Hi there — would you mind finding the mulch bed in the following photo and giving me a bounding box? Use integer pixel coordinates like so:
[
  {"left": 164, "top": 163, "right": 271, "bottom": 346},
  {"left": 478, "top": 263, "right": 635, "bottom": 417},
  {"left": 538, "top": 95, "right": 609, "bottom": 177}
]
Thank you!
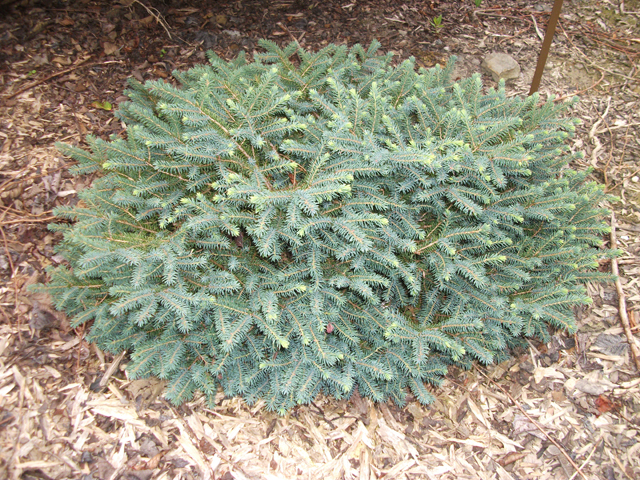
[{"left": 1, "top": 1, "right": 639, "bottom": 479}]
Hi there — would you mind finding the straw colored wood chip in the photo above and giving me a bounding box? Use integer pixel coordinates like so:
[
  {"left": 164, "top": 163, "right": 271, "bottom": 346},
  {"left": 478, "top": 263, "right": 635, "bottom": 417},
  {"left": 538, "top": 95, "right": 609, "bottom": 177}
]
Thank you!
[{"left": 1, "top": 317, "right": 639, "bottom": 480}]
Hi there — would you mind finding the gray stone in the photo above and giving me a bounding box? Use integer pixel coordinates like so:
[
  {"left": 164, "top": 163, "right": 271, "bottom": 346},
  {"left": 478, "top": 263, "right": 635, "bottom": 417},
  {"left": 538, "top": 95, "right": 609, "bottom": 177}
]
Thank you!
[{"left": 481, "top": 53, "right": 521, "bottom": 83}]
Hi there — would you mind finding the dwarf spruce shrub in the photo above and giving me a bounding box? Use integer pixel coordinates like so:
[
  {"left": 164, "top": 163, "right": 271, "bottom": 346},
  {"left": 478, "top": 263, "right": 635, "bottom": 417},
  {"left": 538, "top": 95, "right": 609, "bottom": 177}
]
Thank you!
[{"left": 45, "top": 40, "right": 613, "bottom": 412}]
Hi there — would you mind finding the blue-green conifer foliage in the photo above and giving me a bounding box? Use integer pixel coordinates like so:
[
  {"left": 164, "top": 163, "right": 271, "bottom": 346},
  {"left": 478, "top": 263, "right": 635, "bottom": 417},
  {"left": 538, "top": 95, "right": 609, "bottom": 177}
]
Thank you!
[{"left": 44, "top": 41, "right": 614, "bottom": 412}]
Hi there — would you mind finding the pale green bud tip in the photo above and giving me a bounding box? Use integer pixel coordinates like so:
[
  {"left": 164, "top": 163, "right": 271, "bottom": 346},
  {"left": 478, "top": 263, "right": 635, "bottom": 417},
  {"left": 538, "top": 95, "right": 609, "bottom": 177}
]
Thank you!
[
  {"left": 298, "top": 285, "right": 307, "bottom": 292},
  {"left": 281, "top": 340, "right": 289, "bottom": 348}
]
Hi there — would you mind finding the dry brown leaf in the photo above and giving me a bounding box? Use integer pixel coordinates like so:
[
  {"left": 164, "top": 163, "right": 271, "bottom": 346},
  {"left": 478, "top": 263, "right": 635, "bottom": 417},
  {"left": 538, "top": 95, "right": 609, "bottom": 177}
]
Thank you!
[{"left": 103, "top": 42, "right": 119, "bottom": 56}]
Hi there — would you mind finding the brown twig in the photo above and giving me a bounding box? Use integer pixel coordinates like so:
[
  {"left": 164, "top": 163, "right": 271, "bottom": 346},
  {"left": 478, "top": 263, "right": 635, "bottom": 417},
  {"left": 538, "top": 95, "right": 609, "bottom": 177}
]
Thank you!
[
  {"left": 3, "top": 60, "right": 122, "bottom": 100},
  {"left": 559, "top": 23, "right": 638, "bottom": 81},
  {"left": 276, "top": 21, "right": 306, "bottom": 44},
  {"left": 0, "top": 216, "right": 57, "bottom": 226},
  {"left": 567, "top": 434, "right": 604, "bottom": 480},
  {"left": 604, "top": 126, "right": 631, "bottom": 191},
  {"left": 0, "top": 208, "right": 21, "bottom": 342},
  {"left": 131, "top": 0, "right": 172, "bottom": 40},
  {"left": 475, "top": 367, "right": 588, "bottom": 480},
  {"left": 554, "top": 71, "right": 606, "bottom": 102},
  {"left": 99, "top": 350, "right": 127, "bottom": 389},
  {"left": 610, "top": 212, "right": 640, "bottom": 370}
]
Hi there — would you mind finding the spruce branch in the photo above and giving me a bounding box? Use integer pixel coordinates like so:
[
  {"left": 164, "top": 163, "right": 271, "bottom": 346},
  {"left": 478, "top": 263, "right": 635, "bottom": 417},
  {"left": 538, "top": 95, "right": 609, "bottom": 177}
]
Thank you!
[{"left": 37, "top": 41, "right": 616, "bottom": 412}]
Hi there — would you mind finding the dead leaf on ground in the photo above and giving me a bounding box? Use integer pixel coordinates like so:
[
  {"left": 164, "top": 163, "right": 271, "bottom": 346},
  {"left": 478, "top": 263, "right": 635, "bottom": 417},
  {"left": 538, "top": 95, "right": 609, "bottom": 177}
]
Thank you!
[
  {"left": 103, "top": 42, "right": 119, "bottom": 55},
  {"left": 90, "top": 100, "right": 112, "bottom": 111}
]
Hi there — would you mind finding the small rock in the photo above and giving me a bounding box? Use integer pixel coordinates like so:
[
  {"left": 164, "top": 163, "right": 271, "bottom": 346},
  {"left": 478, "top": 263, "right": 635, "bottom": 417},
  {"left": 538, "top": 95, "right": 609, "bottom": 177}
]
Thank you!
[
  {"left": 80, "top": 451, "right": 93, "bottom": 463},
  {"left": 481, "top": 53, "right": 520, "bottom": 82}
]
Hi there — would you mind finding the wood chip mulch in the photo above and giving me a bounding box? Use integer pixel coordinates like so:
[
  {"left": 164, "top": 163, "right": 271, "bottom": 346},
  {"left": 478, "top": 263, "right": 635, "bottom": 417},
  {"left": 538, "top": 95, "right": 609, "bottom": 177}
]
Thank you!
[{"left": 1, "top": 1, "right": 639, "bottom": 479}]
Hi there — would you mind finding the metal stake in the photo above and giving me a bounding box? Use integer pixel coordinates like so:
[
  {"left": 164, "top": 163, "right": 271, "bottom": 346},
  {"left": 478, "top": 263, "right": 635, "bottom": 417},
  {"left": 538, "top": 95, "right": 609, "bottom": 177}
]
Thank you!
[{"left": 529, "top": 0, "right": 564, "bottom": 95}]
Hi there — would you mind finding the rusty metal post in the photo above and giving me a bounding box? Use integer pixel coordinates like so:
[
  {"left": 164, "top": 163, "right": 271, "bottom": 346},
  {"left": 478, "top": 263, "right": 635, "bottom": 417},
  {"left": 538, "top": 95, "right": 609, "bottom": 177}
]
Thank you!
[{"left": 529, "top": 0, "right": 564, "bottom": 95}]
